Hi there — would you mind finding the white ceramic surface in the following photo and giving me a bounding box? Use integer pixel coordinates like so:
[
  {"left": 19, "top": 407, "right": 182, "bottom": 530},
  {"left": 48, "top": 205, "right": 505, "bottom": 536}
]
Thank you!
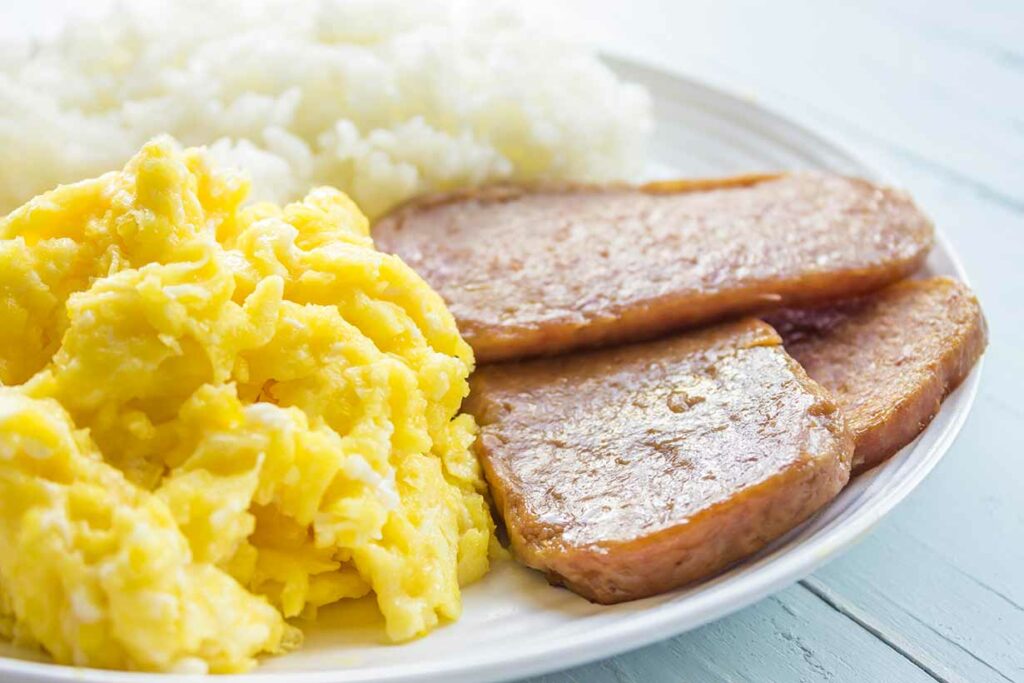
[{"left": 0, "top": 56, "right": 982, "bottom": 683}]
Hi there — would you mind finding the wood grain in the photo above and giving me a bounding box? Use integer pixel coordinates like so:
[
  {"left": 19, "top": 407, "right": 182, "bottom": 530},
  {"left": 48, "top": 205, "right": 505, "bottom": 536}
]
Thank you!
[{"left": 528, "top": 585, "right": 935, "bottom": 683}]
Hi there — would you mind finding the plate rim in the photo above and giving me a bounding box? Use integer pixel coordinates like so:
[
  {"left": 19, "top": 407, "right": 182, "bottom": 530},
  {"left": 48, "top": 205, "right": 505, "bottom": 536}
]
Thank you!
[{"left": 0, "top": 54, "right": 983, "bottom": 683}]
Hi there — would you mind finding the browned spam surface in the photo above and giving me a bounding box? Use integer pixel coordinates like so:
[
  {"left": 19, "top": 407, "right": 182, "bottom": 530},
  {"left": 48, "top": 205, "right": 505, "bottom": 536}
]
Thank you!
[
  {"left": 766, "top": 276, "right": 987, "bottom": 474},
  {"left": 375, "top": 174, "right": 934, "bottom": 363},
  {"left": 465, "top": 319, "right": 853, "bottom": 603}
]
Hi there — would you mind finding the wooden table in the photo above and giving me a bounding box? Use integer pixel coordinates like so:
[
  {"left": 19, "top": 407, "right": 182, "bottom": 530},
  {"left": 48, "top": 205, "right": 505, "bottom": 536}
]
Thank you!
[{"left": 516, "top": 1, "right": 1023, "bottom": 681}]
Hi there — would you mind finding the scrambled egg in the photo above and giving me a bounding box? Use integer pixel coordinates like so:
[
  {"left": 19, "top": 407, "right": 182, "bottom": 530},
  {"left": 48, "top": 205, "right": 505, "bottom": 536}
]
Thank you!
[{"left": 0, "top": 138, "right": 495, "bottom": 673}]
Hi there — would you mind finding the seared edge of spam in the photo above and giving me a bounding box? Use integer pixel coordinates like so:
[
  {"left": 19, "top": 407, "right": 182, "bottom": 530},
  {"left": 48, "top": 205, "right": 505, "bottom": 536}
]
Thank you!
[
  {"left": 766, "top": 276, "right": 987, "bottom": 474},
  {"left": 377, "top": 173, "right": 784, "bottom": 215},
  {"left": 376, "top": 174, "right": 934, "bottom": 364},
  {"left": 466, "top": 319, "right": 853, "bottom": 603}
]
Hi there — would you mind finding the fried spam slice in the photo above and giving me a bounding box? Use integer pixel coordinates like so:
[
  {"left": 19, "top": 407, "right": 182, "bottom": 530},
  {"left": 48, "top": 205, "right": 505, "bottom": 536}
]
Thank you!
[
  {"left": 375, "top": 174, "right": 933, "bottom": 362},
  {"left": 765, "top": 276, "right": 986, "bottom": 474},
  {"left": 465, "top": 319, "right": 853, "bottom": 603}
]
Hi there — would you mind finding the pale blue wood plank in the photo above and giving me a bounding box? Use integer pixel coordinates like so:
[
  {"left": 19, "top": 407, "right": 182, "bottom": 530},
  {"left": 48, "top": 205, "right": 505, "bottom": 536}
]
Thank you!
[
  {"left": 805, "top": 527, "right": 1024, "bottom": 682},
  {"left": 528, "top": 0, "right": 1024, "bottom": 206},
  {"left": 861, "top": 0, "right": 1024, "bottom": 62},
  {"left": 522, "top": 585, "right": 935, "bottom": 683}
]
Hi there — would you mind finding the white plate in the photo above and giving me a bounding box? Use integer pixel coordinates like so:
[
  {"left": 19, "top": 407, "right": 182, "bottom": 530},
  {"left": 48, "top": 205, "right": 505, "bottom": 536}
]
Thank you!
[{"left": 0, "top": 56, "right": 982, "bottom": 683}]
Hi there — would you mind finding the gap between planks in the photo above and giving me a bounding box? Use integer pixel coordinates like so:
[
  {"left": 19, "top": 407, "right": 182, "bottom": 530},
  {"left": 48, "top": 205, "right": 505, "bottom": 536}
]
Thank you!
[
  {"left": 799, "top": 578, "right": 950, "bottom": 683},
  {"left": 801, "top": 562, "right": 1021, "bottom": 683}
]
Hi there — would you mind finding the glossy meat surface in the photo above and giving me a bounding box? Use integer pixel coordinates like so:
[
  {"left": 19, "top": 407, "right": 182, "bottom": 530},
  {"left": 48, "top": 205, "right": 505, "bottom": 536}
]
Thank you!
[
  {"left": 766, "top": 277, "right": 987, "bottom": 473},
  {"left": 375, "top": 174, "right": 934, "bottom": 362},
  {"left": 466, "top": 319, "right": 853, "bottom": 603}
]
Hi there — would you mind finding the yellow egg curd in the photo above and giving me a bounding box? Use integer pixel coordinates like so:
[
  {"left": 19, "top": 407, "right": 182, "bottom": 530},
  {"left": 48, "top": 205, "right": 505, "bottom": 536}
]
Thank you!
[{"left": 0, "top": 138, "right": 496, "bottom": 673}]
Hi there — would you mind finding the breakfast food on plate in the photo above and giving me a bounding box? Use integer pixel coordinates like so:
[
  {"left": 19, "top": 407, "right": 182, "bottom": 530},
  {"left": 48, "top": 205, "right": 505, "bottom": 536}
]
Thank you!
[
  {"left": 374, "top": 174, "right": 934, "bottom": 362},
  {"left": 465, "top": 319, "right": 853, "bottom": 603},
  {"left": 0, "top": 0, "right": 650, "bottom": 220},
  {"left": 765, "top": 277, "right": 987, "bottom": 473},
  {"left": 0, "top": 138, "right": 495, "bottom": 672},
  {"left": 0, "top": 0, "right": 988, "bottom": 665}
]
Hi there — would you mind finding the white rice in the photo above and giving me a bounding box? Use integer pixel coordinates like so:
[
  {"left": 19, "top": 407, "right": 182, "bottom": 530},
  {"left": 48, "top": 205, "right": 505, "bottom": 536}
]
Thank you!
[{"left": 0, "top": 0, "right": 651, "bottom": 219}]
